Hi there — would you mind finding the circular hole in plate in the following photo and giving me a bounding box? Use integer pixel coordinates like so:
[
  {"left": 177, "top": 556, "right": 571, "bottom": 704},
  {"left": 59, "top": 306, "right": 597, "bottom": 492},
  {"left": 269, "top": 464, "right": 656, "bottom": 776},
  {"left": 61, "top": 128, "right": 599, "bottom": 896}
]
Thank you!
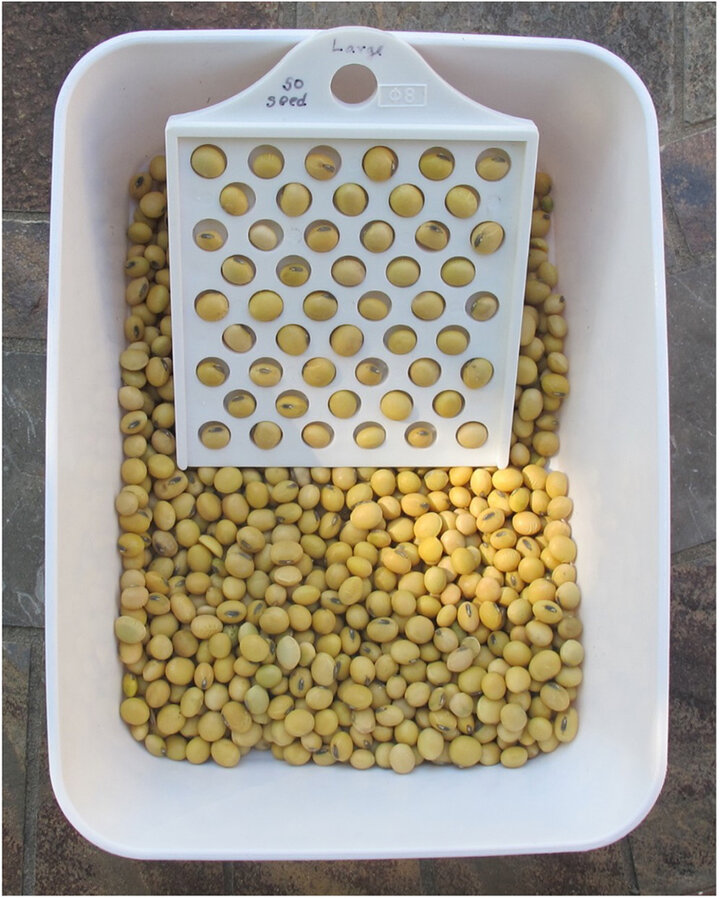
[
  {"left": 249, "top": 145, "right": 284, "bottom": 178},
  {"left": 251, "top": 421, "right": 283, "bottom": 449},
  {"left": 466, "top": 292, "right": 499, "bottom": 321},
  {"left": 302, "top": 422, "right": 335, "bottom": 448},
  {"left": 275, "top": 390, "right": 309, "bottom": 419},
  {"left": 445, "top": 184, "right": 480, "bottom": 218},
  {"left": 328, "top": 390, "right": 360, "bottom": 419},
  {"left": 305, "top": 145, "right": 341, "bottom": 180},
  {"left": 303, "top": 290, "right": 338, "bottom": 321},
  {"left": 220, "top": 182, "right": 255, "bottom": 216},
  {"left": 305, "top": 220, "right": 340, "bottom": 252},
  {"left": 195, "top": 289, "right": 229, "bottom": 322},
  {"left": 476, "top": 148, "right": 511, "bottom": 181},
  {"left": 355, "top": 357, "right": 388, "bottom": 386},
  {"left": 358, "top": 292, "right": 391, "bottom": 321},
  {"left": 405, "top": 421, "right": 437, "bottom": 448},
  {"left": 198, "top": 421, "right": 231, "bottom": 449},
  {"left": 222, "top": 324, "right": 256, "bottom": 353},
  {"left": 353, "top": 422, "right": 386, "bottom": 449},
  {"left": 249, "top": 219, "right": 283, "bottom": 251},
  {"left": 330, "top": 64, "right": 378, "bottom": 105},
  {"left": 193, "top": 219, "right": 228, "bottom": 251},
  {"left": 224, "top": 390, "right": 256, "bottom": 418},
  {"left": 190, "top": 144, "right": 226, "bottom": 178},
  {"left": 249, "top": 357, "right": 283, "bottom": 387},
  {"left": 456, "top": 421, "right": 489, "bottom": 448},
  {"left": 196, "top": 357, "right": 229, "bottom": 387},
  {"left": 408, "top": 358, "right": 441, "bottom": 387}
]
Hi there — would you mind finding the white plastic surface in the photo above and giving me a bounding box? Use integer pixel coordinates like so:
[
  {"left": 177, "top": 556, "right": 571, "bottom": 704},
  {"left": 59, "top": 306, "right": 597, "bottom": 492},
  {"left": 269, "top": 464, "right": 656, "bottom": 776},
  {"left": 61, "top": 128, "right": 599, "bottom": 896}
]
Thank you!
[
  {"left": 165, "top": 26, "right": 537, "bottom": 468},
  {"left": 46, "top": 29, "right": 669, "bottom": 860}
]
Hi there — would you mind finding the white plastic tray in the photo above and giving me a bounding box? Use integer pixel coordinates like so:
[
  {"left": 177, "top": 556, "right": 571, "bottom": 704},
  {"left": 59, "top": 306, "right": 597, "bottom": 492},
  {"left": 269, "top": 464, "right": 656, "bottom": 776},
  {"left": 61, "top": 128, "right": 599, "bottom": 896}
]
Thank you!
[{"left": 46, "top": 29, "right": 670, "bottom": 860}]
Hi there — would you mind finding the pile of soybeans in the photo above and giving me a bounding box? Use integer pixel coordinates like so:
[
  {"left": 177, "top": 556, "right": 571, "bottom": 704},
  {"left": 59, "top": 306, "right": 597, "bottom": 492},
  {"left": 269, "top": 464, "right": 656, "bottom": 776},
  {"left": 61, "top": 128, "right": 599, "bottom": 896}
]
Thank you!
[{"left": 114, "top": 152, "right": 582, "bottom": 773}]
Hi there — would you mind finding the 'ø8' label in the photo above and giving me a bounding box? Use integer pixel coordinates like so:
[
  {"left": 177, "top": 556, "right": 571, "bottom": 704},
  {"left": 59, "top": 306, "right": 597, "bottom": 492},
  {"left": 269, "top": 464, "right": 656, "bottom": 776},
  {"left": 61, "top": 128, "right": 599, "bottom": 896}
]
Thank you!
[{"left": 378, "top": 83, "right": 427, "bottom": 107}]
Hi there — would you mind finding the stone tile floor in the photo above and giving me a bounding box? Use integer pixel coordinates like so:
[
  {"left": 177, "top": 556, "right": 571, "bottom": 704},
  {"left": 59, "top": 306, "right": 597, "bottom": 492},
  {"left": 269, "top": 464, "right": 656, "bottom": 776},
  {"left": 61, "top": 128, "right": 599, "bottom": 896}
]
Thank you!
[{"left": 3, "top": 2, "right": 715, "bottom": 894}]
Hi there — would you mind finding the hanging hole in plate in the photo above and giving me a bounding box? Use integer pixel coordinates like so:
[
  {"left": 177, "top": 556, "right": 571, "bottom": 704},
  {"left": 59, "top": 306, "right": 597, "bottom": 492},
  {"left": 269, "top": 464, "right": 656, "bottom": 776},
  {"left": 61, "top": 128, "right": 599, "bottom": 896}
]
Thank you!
[{"left": 330, "top": 64, "right": 378, "bottom": 105}]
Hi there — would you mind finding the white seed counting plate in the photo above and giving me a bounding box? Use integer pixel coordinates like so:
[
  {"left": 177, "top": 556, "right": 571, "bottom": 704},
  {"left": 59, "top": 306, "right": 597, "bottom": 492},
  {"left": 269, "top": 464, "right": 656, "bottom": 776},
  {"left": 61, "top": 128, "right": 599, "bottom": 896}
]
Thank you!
[{"left": 166, "top": 26, "right": 538, "bottom": 469}]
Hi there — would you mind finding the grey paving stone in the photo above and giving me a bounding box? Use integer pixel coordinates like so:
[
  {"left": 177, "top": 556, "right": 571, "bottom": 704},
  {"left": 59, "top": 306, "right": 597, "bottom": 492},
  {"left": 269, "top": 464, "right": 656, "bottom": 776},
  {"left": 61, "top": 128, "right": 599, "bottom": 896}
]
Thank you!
[
  {"left": 3, "top": 351, "right": 46, "bottom": 627},
  {"left": 3, "top": 219, "right": 49, "bottom": 340},
  {"left": 2, "top": 1, "right": 286, "bottom": 212},
  {"left": 32, "top": 734, "right": 227, "bottom": 895},
  {"left": 684, "top": 2, "right": 716, "bottom": 124},
  {"left": 629, "top": 543, "right": 715, "bottom": 894},
  {"left": 662, "top": 128, "right": 716, "bottom": 259},
  {"left": 666, "top": 265, "right": 716, "bottom": 552},
  {"left": 233, "top": 859, "right": 424, "bottom": 894},
  {"left": 295, "top": 2, "right": 677, "bottom": 130},
  {"left": 421, "top": 840, "right": 636, "bottom": 894},
  {"left": 2, "top": 641, "right": 31, "bottom": 896}
]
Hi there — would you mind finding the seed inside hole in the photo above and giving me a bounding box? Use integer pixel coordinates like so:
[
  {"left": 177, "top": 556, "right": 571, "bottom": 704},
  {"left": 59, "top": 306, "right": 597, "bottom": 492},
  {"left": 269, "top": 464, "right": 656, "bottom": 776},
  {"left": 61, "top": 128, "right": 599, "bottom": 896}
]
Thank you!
[
  {"left": 405, "top": 422, "right": 437, "bottom": 448},
  {"left": 303, "top": 291, "right": 338, "bottom": 321},
  {"left": 418, "top": 147, "right": 455, "bottom": 181},
  {"left": 251, "top": 421, "right": 283, "bottom": 449},
  {"left": 386, "top": 256, "right": 420, "bottom": 287},
  {"left": 471, "top": 221, "right": 505, "bottom": 255},
  {"left": 384, "top": 325, "right": 417, "bottom": 355},
  {"left": 329, "top": 324, "right": 364, "bottom": 357},
  {"left": 333, "top": 183, "right": 368, "bottom": 216},
  {"left": 224, "top": 390, "right": 256, "bottom": 418},
  {"left": 302, "top": 422, "right": 334, "bottom": 448},
  {"left": 360, "top": 220, "right": 395, "bottom": 253},
  {"left": 476, "top": 148, "right": 511, "bottom": 181},
  {"left": 249, "top": 220, "right": 283, "bottom": 251},
  {"left": 305, "top": 220, "right": 340, "bottom": 252},
  {"left": 191, "top": 144, "right": 226, "bottom": 178},
  {"left": 456, "top": 421, "right": 489, "bottom": 448},
  {"left": 461, "top": 357, "right": 494, "bottom": 389},
  {"left": 466, "top": 292, "right": 499, "bottom": 321},
  {"left": 302, "top": 357, "right": 336, "bottom": 387},
  {"left": 193, "top": 219, "right": 228, "bottom": 251},
  {"left": 305, "top": 146, "right": 341, "bottom": 181},
  {"left": 415, "top": 221, "right": 449, "bottom": 252},
  {"left": 445, "top": 184, "right": 480, "bottom": 218},
  {"left": 220, "top": 182, "right": 255, "bottom": 216},
  {"left": 277, "top": 182, "right": 312, "bottom": 217},
  {"left": 380, "top": 390, "right": 413, "bottom": 421},
  {"left": 199, "top": 421, "right": 231, "bottom": 448},
  {"left": 408, "top": 358, "right": 441, "bottom": 387},
  {"left": 358, "top": 292, "right": 391, "bottom": 321},
  {"left": 277, "top": 256, "right": 311, "bottom": 287},
  {"left": 275, "top": 390, "right": 309, "bottom": 418},
  {"left": 195, "top": 290, "right": 229, "bottom": 322},
  {"left": 354, "top": 422, "right": 386, "bottom": 448},
  {"left": 276, "top": 324, "right": 310, "bottom": 356},
  {"left": 332, "top": 256, "right": 366, "bottom": 287},
  {"left": 411, "top": 291, "right": 445, "bottom": 321},
  {"left": 222, "top": 324, "right": 256, "bottom": 354},
  {"left": 249, "top": 357, "right": 283, "bottom": 387},
  {"left": 436, "top": 326, "right": 470, "bottom": 355},
  {"left": 355, "top": 358, "right": 388, "bottom": 386},
  {"left": 433, "top": 390, "right": 465, "bottom": 418},
  {"left": 389, "top": 183, "right": 424, "bottom": 217},
  {"left": 362, "top": 146, "right": 398, "bottom": 182},
  {"left": 441, "top": 257, "right": 475, "bottom": 287},
  {"left": 221, "top": 255, "right": 255, "bottom": 286},
  {"left": 328, "top": 390, "right": 360, "bottom": 418},
  {"left": 196, "top": 357, "right": 229, "bottom": 387},
  {"left": 248, "top": 290, "right": 283, "bottom": 322},
  {"left": 249, "top": 145, "right": 284, "bottom": 178},
  {"left": 330, "top": 64, "right": 378, "bottom": 105}
]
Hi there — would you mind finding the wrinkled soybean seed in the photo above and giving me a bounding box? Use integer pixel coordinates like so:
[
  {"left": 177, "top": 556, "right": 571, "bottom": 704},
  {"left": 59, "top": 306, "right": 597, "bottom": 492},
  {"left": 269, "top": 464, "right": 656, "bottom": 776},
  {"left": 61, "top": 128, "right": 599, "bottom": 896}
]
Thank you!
[{"left": 191, "top": 144, "right": 226, "bottom": 178}]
